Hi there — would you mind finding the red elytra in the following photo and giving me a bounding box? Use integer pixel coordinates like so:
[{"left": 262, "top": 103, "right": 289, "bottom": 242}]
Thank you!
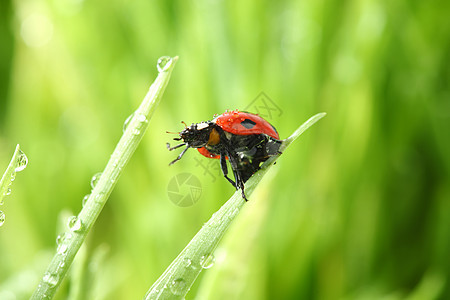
[
  {"left": 197, "top": 110, "right": 280, "bottom": 159},
  {"left": 198, "top": 147, "right": 220, "bottom": 159}
]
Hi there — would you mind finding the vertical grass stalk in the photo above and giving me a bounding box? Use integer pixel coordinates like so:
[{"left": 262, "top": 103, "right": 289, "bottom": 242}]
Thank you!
[
  {"left": 144, "top": 112, "right": 326, "bottom": 299},
  {"left": 31, "top": 56, "right": 178, "bottom": 299}
]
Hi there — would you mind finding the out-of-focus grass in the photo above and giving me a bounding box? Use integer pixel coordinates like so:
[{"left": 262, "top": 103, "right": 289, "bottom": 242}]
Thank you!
[{"left": 0, "top": 0, "right": 449, "bottom": 299}]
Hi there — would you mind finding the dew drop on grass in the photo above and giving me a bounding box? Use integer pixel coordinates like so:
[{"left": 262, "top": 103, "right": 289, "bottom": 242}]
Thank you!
[
  {"left": 200, "top": 254, "right": 215, "bottom": 269},
  {"left": 183, "top": 257, "right": 193, "bottom": 268},
  {"left": 169, "top": 278, "right": 186, "bottom": 296},
  {"left": 57, "top": 243, "right": 68, "bottom": 255},
  {"left": 157, "top": 56, "right": 172, "bottom": 72},
  {"left": 15, "top": 150, "right": 28, "bottom": 172},
  {"left": 132, "top": 128, "right": 141, "bottom": 135},
  {"left": 56, "top": 234, "right": 64, "bottom": 245},
  {"left": 123, "top": 112, "right": 135, "bottom": 132},
  {"left": 94, "top": 192, "right": 106, "bottom": 203},
  {"left": 0, "top": 210, "right": 5, "bottom": 226},
  {"left": 137, "top": 113, "right": 148, "bottom": 123},
  {"left": 90, "top": 172, "right": 102, "bottom": 189},
  {"left": 82, "top": 194, "right": 90, "bottom": 207},
  {"left": 67, "top": 216, "right": 83, "bottom": 232},
  {"left": 56, "top": 234, "right": 70, "bottom": 254},
  {"left": 43, "top": 273, "right": 59, "bottom": 287}
]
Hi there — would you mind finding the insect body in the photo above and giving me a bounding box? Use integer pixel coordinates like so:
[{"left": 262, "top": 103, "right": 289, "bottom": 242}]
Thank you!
[{"left": 167, "top": 110, "right": 282, "bottom": 201}]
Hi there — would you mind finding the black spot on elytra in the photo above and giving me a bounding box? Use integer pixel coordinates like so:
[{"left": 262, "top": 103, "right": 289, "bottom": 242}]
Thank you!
[
  {"left": 241, "top": 119, "right": 257, "bottom": 129},
  {"left": 271, "top": 124, "right": 278, "bottom": 134}
]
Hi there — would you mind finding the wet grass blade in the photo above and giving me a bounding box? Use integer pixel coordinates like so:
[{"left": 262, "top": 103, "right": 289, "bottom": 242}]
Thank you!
[
  {"left": 30, "top": 56, "right": 178, "bottom": 300},
  {"left": 0, "top": 144, "right": 28, "bottom": 226}
]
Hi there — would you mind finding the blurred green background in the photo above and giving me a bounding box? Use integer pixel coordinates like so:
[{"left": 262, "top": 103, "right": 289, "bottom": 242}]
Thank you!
[{"left": 1, "top": 0, "right": 449, "bottom": 299}]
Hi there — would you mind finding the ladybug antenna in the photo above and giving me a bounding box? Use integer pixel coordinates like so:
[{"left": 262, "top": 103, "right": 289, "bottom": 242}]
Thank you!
[
  {"left": 168, "top": 145, "right": 190, "bottom": 165},
  {"left": 166, "top": 130, "right": 180, "bottom": 134},
  {"left": 181, "top": 121, "right": 188, "bottom": 128}
]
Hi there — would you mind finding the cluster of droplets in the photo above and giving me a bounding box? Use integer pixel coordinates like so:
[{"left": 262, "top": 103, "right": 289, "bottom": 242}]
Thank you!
[
  {"left": 163, "top": 254, "right": 214, "bottom": 297},
  {"left": 48, "top": 213, "right": 85, "bottom": 289},
  {"left": 42, "top": 272, "right": 59, "bottom": 288},
  {"left": 146, "top": 253, "right": 216, "bottom": 299},
  {"left": 0, "top": 146, "right": 28, "bottom": 227},
  {"left": 45, "top": 231, "right": 74, "bottom": 291}
]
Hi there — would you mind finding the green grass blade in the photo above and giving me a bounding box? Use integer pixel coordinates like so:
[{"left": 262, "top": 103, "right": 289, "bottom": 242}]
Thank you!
[
  {"left": 0, "top": 144, "right": 28, "bottom": 226},
  {"left": 30, "top": 56, "right": 178, "bottom": 300},
  {"left": 144, "top": 112, "right": 326, "bottom": 300}
]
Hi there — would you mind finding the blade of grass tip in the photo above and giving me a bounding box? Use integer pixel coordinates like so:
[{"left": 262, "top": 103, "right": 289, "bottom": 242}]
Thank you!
[
  {"left": 31, "top": 56, "right": 178, "bottom": 300},
  {"left": 144, "top": 112, "right": 326, "bottom": 300},
  {"left": 0, "top": 144, "right": 29, "bottom": 226}
]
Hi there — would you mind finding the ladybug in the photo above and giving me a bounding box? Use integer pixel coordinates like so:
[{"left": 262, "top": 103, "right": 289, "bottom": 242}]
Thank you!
[{"left": 167, "top": 110, "right": 282, "bottom": 201}]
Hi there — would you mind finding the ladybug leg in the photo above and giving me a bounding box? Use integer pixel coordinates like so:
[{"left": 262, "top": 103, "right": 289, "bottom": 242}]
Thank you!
[
  {"left": 169, "top": 145, "right": 190, "bottom": 165},
  {"left": 220, "top": 153, "right": 236, "bottom": 187},
  {"left": 166, "top": 142, "right": 186, "bottom": 151},
  {"left": 226, "top": 152, "right": 248, "bottom": 201}
]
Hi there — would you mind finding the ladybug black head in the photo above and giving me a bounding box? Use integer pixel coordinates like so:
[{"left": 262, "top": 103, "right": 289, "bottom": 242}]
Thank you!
[
  {"left": 179, "top": 122, "right": 214, "bottom": 147},
  {"left": 167, "top": 121, "right": 216, "bottom": 165}
]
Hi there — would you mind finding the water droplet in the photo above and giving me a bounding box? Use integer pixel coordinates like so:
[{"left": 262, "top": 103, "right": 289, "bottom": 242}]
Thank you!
[
  {"left": 82, "top": 194, "right": 90, "bottom": 207},
  {"left": 90, "top": 172, "right": 102, "bottom": 189},
  {"left": 43, "top": 273, "right": 59, "bottom": 287},
  {"left": 137, "top": 113, "right": 147, "bottom": 123},
  {"left": 157, "top": 56, "right": 172, "bottom": 72},
  {"left": 123, "top": 112, "right": 135, "bottom": 132},
  {"left": 67, "top": 216, "right": 83, "bottom": 232},
  {"left": 0, "top": 211, "right": 5, "bottom": 226},
  {"left": 4, "top": 187, "right": 12, "bottom": 196},
  {"left": 111, "top": 160, "right": 118, "bottom": 168},
  {"left": 94, "top": 192, "right": 105, "bottom": 203},
  {"left": 132, "top": 128, "right": 141, "bottom": 135},
  {"left": 57, "top": 243, "right": 68, "bottom": 255},
  {"left": 56, "top": 234, "right": 64, "bottom": 245},
  {"left": 15, "top": 150, "right": 28, "bottom": 172},
  {"left": 169, "top": 278, "right": 186, "bottom": 296},
  {"left": 200, "top": 254, "right": 215, "bottom": 269},
  {"left": 183, "top": 257, "right": 193, "bottom": 268}
]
